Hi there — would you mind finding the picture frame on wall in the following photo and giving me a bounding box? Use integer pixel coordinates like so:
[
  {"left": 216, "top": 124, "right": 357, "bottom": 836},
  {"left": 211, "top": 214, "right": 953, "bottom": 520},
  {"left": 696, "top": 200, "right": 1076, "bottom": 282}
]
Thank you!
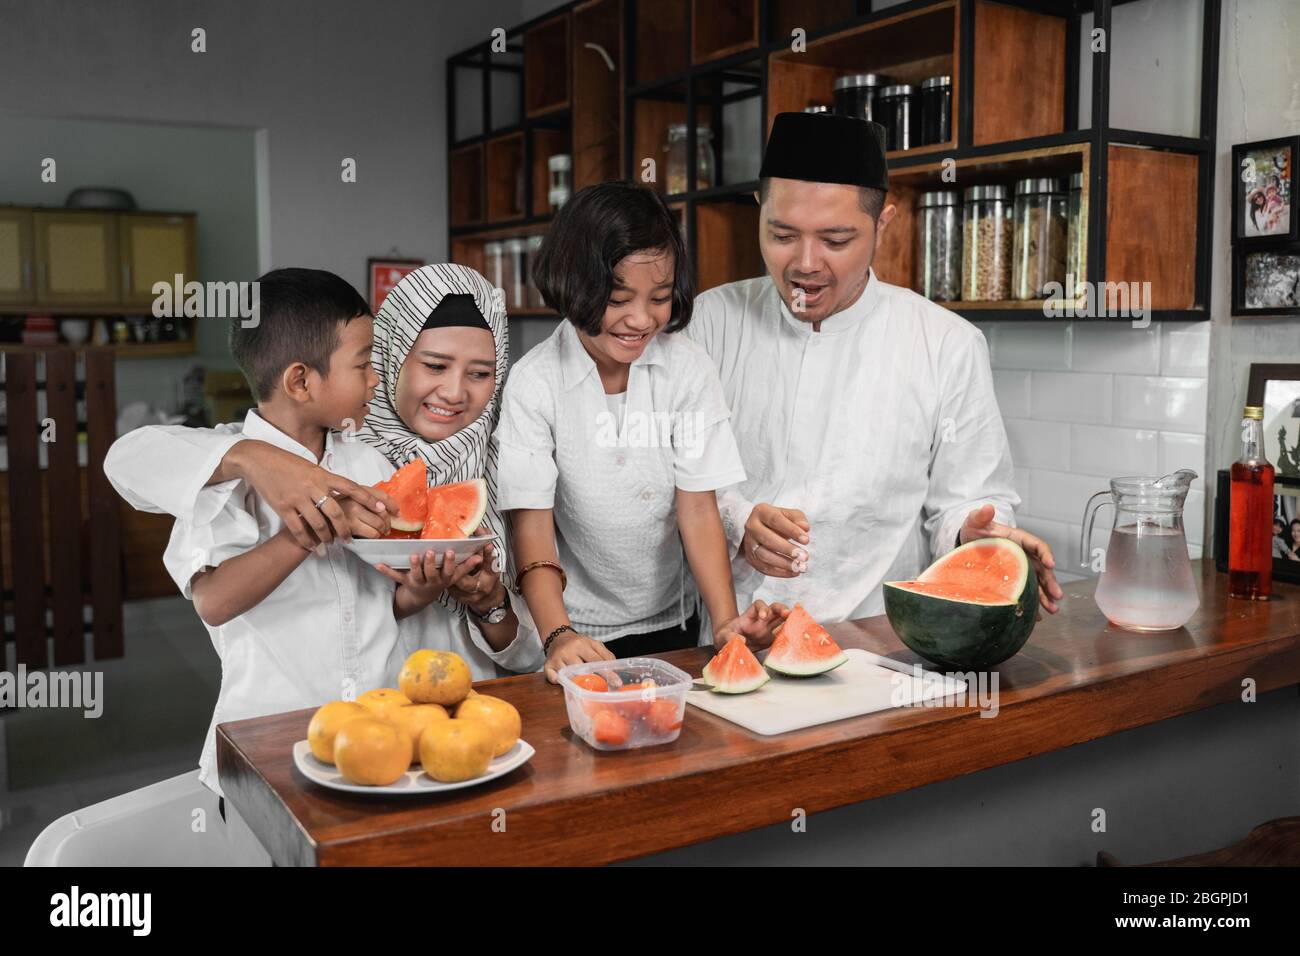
[
  {"left": 1213, "top": 470, "right": 1300, "bottom": 585},
  {"left": 1231, "top": 136, "right": 1297, "bottom": 244},
  {"left": 1247, "top": 363, "right": 1300, "bottom": 480},
  {"left": 1232, "top": 243, "right": 1300, "bottom": 315},
  {"left": 367, "top": 257, "right": 424, "bottom": 314}
]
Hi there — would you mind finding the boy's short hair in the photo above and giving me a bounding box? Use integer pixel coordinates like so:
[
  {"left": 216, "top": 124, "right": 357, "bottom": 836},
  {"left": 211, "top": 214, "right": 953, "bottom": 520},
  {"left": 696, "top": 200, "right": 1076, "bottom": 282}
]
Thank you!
[
  {"left": 231, "top": 268, "right": 371, "bottom": 400},
  {"left": 758, "top": 177, "right": 886, "bottom": 220},
  {"left": 531, "top": 181, "right": 693, "bottom": 336}
]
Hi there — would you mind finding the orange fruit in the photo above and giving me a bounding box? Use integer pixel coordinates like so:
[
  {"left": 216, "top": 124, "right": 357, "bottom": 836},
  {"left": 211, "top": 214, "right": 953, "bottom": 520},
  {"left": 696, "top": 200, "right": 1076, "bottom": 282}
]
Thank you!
[
  {"left": 419, "top": 718, "right": 494, "bottom": 782},
  {"left": 307, "top": 700, "right": 369, "bottom": 764},
  {"left": 357, "top": 687, "right": 411, "bottom": 720},
  {"left": 454, "top": 694, "right": 521, "bottom": 757},
  {"left": 386, "top": 703, "right": 450, "bottom": 765},
  {"left": 399, "top": 650, "right": 472, "bottom": 706},
  {"left": 333, "top": 716, "right": 412, "bottom": 786}
]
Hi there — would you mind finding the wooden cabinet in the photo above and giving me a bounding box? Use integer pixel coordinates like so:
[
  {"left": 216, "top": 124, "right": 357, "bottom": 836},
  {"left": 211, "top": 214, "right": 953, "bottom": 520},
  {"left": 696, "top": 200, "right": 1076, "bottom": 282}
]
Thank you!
[
  {"left": 0, "top": 208, "right": 35, "bottom": 305},
  {"left": 119, "top": 212, "right": 196, "bottom": 308},
  {"left": 0, "top": 206, "right": 197, "bottom": 314},
  {"left": 33, "top": 211, "right": 121, "bottom": 306}
]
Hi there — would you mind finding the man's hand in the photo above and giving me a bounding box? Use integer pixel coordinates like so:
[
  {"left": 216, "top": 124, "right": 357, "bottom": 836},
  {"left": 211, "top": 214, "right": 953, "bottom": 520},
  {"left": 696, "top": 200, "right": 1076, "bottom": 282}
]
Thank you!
[
  {"left": 544, "top": 631, "right": 615, "bottom": 683},
  {"left": 741, "top": 503, "right": 811, "bottom": 578},
  {"left": 227, "top": 440, "right": 396, "bottom": 548},
  {"left": 959, "top": 504, "right": 1064, "bottom": 613},
  {"left": 714, "top": 600, "right": 791, "bottom": 649}
]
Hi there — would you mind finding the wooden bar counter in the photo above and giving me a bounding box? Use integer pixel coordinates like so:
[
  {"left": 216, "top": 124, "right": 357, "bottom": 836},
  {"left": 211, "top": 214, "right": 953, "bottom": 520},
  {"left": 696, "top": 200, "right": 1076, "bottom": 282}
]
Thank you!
[{"left": 217, "top": 562, "right": 1300, "bottom": 866}]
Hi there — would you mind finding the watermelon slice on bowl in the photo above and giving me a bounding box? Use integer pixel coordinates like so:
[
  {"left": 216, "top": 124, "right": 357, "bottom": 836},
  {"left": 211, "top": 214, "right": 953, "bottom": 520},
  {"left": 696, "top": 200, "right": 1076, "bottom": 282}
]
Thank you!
[
  {"left": 373, "top": 460, "right": 428, "bottom": 536},
  {"left": 420, "top": 478, "right": 488, "bottom": 538},
  {"left": 700, "top": 637, "right": 769, "bottom": 694},
  {"left": 764, "top": 604, "right": 847, "bottom": 677},
  {"left": 883, "top": 537, "right": 1038, "bottom": 670},
  {"left": 346, "top": 476, "right": 494, "bottom": 570}
]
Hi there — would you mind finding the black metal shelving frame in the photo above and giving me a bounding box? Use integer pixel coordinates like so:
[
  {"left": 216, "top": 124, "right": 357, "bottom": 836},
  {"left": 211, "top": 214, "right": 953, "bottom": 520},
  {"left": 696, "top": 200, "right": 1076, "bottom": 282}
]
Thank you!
[{"left": 447, "top": 0, "right": 1221, "bottom": 323}]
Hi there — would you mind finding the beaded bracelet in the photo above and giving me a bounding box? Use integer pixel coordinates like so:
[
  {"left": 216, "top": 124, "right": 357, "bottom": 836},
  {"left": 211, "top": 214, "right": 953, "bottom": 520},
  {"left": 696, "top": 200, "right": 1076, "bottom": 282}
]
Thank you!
[{"left": 543, "top": 624, "right": 575, "bottom": 654}]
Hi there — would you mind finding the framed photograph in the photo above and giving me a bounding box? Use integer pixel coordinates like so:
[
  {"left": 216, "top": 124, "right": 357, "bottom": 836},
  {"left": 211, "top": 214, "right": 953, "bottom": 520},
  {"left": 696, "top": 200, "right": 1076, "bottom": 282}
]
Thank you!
[
  {"left": 1232, "top": 136, "right": 1297, "bottom": 243},
  {"left": 1247, "top": 363, "right": 1300, "bottom": 477},
  {"left": 1232, "top": 244, "right": 1300, "bottom": 315},
  {"left": 1213, "top": 470, "right": 1300, "bottom": 585},
  {"left": 367, "top": 257, "right": 423, "bottom": 313}
]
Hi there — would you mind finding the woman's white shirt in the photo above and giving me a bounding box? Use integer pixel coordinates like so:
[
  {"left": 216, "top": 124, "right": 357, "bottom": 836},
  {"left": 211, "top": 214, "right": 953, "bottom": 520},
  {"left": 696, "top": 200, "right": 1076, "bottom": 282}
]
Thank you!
[{"left": 493, "top": 322, "right": 746, "bottom": 640}]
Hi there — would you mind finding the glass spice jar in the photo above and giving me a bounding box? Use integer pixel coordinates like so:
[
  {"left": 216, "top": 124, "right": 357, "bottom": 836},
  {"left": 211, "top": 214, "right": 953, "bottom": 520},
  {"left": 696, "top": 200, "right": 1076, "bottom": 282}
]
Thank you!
[
  {"left": 961, "top": 185, "right": 1013, "bottom": 301},
  {"left": 1011, "top": 177, "right": 1068, "bottom": 300},
  {"left": 547, "top": 154, "right": 572, "bottom": 211},
  {"left": 919, "top": 75, "right": 952, "bottom": 146},
  {"left": 833, "top": 73, "right": 886, "bottom": 122},
  {"left": 504, "top": 238, "right": 528, "bottom": 311},
  {"left": 915, "top": 190, "right": 962, "bottom": 302},
  {"left": 526, "top": 235, "right": 546, "bottom": 309},
  {"left": 665, "top": 124, "right": 716, "bottom": 195},
  {"left": 483, "top": 241, "right": 506, "bottom": 297},
  {"left": 1066, "top": 172, "right": 1087, "bottom": 299},
  {"left": 875, "top": 84, "right": 915, "bottom": 151}
]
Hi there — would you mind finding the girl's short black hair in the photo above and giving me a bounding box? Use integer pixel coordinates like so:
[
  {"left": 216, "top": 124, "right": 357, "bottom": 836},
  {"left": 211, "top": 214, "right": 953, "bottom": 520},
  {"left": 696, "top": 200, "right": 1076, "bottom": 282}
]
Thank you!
[{"left": 531, "top": 181, "right": 693, "bottom": 336}]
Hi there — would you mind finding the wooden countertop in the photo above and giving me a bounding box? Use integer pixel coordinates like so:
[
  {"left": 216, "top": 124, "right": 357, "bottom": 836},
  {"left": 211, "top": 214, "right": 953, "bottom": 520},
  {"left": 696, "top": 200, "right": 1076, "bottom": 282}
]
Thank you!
[{"left": 217, "top": 562, "right": 1300, "bottom": 866}]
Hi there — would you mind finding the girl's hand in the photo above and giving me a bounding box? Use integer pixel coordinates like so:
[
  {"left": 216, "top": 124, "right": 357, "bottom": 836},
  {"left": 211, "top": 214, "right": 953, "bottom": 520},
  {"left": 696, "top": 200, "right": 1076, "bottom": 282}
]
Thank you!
[
  {"left": 544, "top": 630, "right": 615, "bottom": 684},
  {"left": 714, "top": 600, "right": 790, "bottom": 649},
  {"left": 338, "top": 496, "right": 391, "bottom": 539},
  {"left": 375, "top": 549, "right": 461, "bottom": 611},
  {"left": 448, "top": 543, "right": 504, "bottom": 611}
]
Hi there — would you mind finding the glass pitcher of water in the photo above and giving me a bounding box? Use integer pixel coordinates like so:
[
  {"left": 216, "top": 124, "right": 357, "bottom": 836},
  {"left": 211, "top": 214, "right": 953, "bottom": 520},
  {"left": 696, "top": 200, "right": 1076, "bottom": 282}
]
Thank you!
[{"left": 1079, "top": 470, "right": 1199, "bottom": 631}]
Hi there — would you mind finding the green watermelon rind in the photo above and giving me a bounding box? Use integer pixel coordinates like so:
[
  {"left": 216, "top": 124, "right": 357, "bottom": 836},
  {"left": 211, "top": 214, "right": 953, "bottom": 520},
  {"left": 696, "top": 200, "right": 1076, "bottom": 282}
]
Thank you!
[
  {"left": 764, "top": 653, "right": 849, "bottom": 678},
  {"left": 883, "top": 539, "right": 1039, "bottom": 670},
  {"left": 701, "top": 644, "right": 770, "bottom": 694}
]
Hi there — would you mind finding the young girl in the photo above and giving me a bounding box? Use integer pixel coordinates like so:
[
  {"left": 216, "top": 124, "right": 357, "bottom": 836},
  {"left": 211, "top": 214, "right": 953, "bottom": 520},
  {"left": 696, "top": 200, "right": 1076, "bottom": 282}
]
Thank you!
[
  {"left": 105, "top": 264, "right": 542, "bottom": 680},
  {"left": 494, "top": 182, "right": 781, "bottom": 681}
]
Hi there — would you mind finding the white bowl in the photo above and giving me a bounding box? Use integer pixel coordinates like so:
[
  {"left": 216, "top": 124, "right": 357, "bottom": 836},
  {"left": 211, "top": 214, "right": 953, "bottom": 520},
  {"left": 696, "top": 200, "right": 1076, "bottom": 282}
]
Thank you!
[{"left": 344, "top": 534, "right": 499, "bottom": 570}]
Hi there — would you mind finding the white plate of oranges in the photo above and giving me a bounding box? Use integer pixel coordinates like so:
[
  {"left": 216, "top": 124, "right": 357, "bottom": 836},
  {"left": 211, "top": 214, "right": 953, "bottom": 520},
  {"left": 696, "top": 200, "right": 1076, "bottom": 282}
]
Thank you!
[{"left": 298, "top": 650, "right": 533, "bottom": 794}]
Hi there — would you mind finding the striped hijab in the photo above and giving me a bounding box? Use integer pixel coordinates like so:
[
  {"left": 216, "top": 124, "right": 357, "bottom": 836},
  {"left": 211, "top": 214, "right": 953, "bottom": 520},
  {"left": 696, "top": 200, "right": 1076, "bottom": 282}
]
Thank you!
[{"left": 359, "top": 264, "right": 509, "bottom": 612}]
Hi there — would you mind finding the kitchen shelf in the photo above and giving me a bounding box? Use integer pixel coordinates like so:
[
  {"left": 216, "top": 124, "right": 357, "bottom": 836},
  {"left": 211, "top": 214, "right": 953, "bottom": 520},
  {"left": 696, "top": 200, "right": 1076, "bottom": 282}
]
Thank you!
[{"left": 446, "top": 0, "right": 1219, "bottom": 322}]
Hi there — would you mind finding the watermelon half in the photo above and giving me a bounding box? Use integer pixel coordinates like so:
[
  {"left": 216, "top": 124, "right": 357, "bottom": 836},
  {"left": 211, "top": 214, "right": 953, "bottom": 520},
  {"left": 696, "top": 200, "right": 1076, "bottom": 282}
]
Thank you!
[
  {"left": 373, "top": 459, "right": 427, "bottom": 534},
  {"left": 701, "top": 637, "right": 769, "bottom": 694},
  {"left": 883, "top": 537, "right": 1038, "bottom": 670},
  {"left": 764, "top": 604, "right": 848, "bottom": 676},
  {"left": 421, "top": 478, "right": 489, "bottom": 538}
]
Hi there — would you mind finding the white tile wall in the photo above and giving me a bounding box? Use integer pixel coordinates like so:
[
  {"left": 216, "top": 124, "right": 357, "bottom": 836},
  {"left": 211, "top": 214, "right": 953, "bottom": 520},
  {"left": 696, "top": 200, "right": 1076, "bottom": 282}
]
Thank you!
[{"left": 979, "top": 321, "right": 1212, "bottom": 557}]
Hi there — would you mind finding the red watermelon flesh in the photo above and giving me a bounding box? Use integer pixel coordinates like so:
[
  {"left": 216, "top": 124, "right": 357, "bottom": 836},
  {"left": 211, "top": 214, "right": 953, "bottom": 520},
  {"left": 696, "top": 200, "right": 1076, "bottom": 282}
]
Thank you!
[
  {"left": 764, "top": 604, "right": 847, "bottom": 676},
  {"left": 420, "top": 478, "right": 489, "bottom": 539},
  {"left": 373, "top": 459, "right": 427, "bottom": 534},
  {"left": 701, "top": 637, "right": 769, "bottom": 694}
]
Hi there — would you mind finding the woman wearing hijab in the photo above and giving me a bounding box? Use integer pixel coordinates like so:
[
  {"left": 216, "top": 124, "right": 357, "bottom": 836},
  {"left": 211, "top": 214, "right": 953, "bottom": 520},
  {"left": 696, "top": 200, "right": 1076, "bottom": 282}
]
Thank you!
[{"left": 105, "top": 264, "right": 542, "bottom": 679}]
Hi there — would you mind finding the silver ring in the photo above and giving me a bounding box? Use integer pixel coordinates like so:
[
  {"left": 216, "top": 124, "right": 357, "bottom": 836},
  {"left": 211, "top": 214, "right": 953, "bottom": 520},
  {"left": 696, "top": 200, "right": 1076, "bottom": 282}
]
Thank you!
[
  {"left": 314, "top": 494, "right": 330, "bottom": 509},
  {"left": 751, "top": 541, "right": 760, "bottom": 557}
]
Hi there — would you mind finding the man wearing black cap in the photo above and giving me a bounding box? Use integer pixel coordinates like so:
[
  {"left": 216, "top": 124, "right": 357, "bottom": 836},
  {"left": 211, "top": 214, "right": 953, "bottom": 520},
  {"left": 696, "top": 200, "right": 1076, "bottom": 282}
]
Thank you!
[{"left": 687, "top": 112, "right": 1063, "bottom": 635}]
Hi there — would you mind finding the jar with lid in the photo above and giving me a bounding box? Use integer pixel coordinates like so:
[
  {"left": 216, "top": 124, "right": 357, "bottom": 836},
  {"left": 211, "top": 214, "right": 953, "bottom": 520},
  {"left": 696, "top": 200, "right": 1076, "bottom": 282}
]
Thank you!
[
  {"left": 526, "top": 235, "right": 546, "bottom": 309},
  {"left": 875, "top": 84, "right": 915, "bottom": 151},
  {"left": 833, "top": 73, "right": 886, "bottom": 122},
  {"left": 548, "top": 154, "right": 572, "bottom": 211},
  {"left": 803, "top": 104, "right": 832, "bottom": 114},
  {"left": 1011, "top": 177, "right": 1068, "bottom": 300},
  {"left": 483, "top": 241, "right": 506, "bottom": 298},
  {"left": 1065, "top": 172, "right": 1086, "bottom": 299},
  {"left": 504, "top": 238, "right": 528, "bottom": 311},
  {"left": 961, "top": 184, "right": 1013, "bottom": 301},
  {"left": 665, "top": 124, "right": 716, "bottom": 195},
  {"left": 915, "top": 190, "right": 962, "bottom": 302},
  {"left": 919, "top": 75, "right": 951, "bottom": 146}
]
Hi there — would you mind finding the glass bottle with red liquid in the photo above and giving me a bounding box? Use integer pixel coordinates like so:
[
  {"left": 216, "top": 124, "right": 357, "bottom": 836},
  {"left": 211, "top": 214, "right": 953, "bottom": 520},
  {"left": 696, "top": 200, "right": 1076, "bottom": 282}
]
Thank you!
[{"left": 1228, "top": 405, "right": 1273, "bottom": 599}]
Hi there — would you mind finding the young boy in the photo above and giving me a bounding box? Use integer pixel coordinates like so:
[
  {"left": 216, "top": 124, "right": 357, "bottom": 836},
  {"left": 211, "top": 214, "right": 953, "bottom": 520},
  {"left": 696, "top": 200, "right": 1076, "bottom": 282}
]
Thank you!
[{"left": 160, "top": 268, "right": 444, "bottom": 797}]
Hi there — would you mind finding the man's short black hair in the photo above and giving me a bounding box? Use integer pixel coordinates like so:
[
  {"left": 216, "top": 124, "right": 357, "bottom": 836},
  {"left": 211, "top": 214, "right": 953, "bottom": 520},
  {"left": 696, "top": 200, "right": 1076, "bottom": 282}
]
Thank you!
[
  {"left": 230, "top": 267, "right": 371, "bottom": 400},
  {"left": 532, "top": 181, "right": 693, "bottom": 336},
  {"left": 758, "top": 177, "right": 886, "bottom": 220}
]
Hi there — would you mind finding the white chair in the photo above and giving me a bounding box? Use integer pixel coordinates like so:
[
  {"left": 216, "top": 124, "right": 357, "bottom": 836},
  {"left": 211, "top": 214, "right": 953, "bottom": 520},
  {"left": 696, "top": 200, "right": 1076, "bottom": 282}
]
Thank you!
[{"left": 24, "top": 771, "right": 271, "bottom": 866}]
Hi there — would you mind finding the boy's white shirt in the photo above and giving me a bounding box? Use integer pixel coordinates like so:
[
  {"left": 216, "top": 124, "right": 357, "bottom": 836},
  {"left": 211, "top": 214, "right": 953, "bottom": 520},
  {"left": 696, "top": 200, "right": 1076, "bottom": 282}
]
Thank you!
[
  {"left": 110, "top": 411, "right": 543, "bottom": 796},
  {"left": 493, "top": 323, "right": 747, "bottom": 641}
]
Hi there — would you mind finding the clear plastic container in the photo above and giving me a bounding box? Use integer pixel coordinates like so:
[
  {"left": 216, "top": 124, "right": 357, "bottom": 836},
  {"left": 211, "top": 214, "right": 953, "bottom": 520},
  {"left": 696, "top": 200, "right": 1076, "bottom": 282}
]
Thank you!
[
  {"left": 1011, "top": 177, "right": 1067, "bottom": 300},
  {"left": 547, "top": 154, "right": 572, "bottom": 211},
  {"left": 558, "top": 657, "right": 692, "bottom": 751},
  {"left": 915, "top": 190, "right": 962, "bottom": 301},
  {"left": 526, "top": 235, "right": 545, "bottom": 309},
  {"left": 961, "top": 184, "right": 1013, "bottom": 301},
  {"left": 504, "top": 238, "right": 527, "bottom": 311},
  {"left": 1066, "top": 172, "right": 1086, "bottom": 299},
  {"left": 483, "top": 241, "right": 506, "bottom": 297},
  {"left": 665, "top": 124, "right": 715, "bottom": 195}
]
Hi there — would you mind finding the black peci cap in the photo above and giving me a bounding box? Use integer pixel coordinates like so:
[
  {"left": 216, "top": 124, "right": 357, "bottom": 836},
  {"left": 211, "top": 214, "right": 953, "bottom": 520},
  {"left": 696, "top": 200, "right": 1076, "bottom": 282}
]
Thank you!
[{"left": 758, "top": 112, "right": 889, "bottom": 191}]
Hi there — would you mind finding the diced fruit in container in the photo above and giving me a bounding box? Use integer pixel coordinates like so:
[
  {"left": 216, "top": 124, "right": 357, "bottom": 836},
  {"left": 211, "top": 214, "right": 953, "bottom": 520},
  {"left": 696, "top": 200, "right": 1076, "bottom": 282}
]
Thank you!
[
  {"left": 646, "top": 698, "right": 684, "bottom": 735},
  {"left": 593, "top": 709, "right": 630, "bottom": 746},
  {"left": 572, "top": 673, "right": 608, "bottom": 693}
]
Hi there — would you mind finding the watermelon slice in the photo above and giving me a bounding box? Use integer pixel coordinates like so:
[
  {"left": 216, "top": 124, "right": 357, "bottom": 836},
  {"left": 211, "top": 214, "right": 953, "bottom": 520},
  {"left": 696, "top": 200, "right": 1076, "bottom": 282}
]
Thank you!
[
  {"left": 420, "top": 478, "right": 489, "bottom": 539},
  {"left": 373, "top": 460, "right": 427, "bottom": 534},
  {"left": 701, "top": 637, "right": 769, "bottom": 694},
  {"left": 764, "top": 604, "right": 847, "bottom": 676},
  {"left": 882, "top": 537, "right": 1038, "bottom": 670}
]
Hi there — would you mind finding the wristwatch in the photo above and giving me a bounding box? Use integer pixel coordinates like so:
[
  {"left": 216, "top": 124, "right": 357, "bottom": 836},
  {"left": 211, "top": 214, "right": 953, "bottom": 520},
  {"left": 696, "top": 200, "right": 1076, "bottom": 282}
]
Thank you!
[{"left": 468, "top": 588, "right": 511, "bottom": 625}]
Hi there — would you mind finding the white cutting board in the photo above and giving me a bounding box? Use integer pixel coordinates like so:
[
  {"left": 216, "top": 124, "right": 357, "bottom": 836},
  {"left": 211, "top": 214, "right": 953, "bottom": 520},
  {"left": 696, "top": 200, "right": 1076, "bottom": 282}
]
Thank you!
[{"left": 687, "top": 648, "right": 967, "bottom": 736}]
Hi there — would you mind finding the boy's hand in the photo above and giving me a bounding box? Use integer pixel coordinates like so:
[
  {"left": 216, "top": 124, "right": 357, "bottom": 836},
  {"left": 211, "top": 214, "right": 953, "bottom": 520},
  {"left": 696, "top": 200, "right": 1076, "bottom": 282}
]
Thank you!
[
  {"left": 714, "top": 600, "right": 790, "bottom": 649},
  {"left": 339, "top": 496, "right": 391, "bottom": 540},
  {"left": 544, "top": 631, "right": 615, "bottom": 684}
]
